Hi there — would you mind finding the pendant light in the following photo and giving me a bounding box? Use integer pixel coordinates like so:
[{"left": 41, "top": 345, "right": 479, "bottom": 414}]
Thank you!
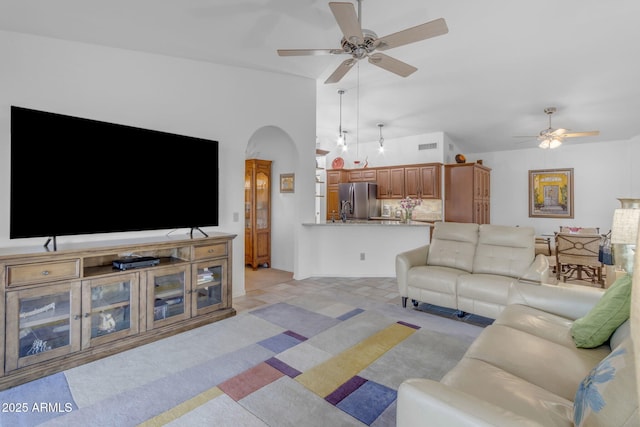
[
  {"left": 341, "top": 130, "right": 348, "bottom": 152},
  {"left": 377, "top": 123, "right": 385, "bottom": 153},
  {"left": 337, "top": 89, "right": 345, "bottom": 147}
]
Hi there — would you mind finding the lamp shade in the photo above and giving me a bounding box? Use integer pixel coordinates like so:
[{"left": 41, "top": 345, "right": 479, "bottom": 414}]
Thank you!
[{"left": 611, "top": 208, "right": 640, "bottom": 244}]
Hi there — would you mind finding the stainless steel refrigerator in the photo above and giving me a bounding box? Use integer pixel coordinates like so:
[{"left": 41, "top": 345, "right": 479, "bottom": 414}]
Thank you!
[{"left": 338, "top": 182, "right": 380, "bottom": 220}]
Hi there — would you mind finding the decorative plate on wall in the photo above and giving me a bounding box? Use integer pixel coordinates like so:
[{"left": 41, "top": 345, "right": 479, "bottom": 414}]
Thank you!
[{"left": 332, "top": 157, "right": 344, "bottom": 169}]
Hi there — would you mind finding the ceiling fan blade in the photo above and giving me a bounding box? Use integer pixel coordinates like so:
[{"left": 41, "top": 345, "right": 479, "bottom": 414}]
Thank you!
[
  {"left": 368, "top": 53, "right": 417, "bottom": 77},
  {"left": 550, "top": 128, "right": 568, "bottom": 136},
  {"left": 324, "top": 58, "right": 357, "bottom": 84},
  {"left": 277, "top": 48, "right": 344, "bottom": 56},
  {"left": 562, "top": 130, "right": 600, "bottom": 138},
  {"left": 376, "top": 18, "right": 449, "bottom": 51},
  {"left": 329, "top": 2, "right": 364, "bottom": 44}
]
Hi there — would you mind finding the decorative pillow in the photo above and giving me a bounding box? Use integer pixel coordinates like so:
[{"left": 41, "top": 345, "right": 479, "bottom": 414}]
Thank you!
[
  {"left": 574, "top": 338, "right": 639, "bottom": 426},
  {"left": 571, "top": 274, "right": 632, "bottom": 348}
]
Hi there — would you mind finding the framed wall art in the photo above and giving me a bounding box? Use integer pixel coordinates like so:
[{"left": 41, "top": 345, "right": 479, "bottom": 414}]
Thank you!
[
  {"left": 528, "top": 168, "right": 574, "bottom": 218},
  {"left": 280, "top": 173, "right": 295, "bottom": 193}
]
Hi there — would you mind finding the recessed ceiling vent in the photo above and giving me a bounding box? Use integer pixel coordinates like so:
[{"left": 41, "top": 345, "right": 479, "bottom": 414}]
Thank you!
[{"left": 418, "top": 142, "right": 438, "bottom": 150}]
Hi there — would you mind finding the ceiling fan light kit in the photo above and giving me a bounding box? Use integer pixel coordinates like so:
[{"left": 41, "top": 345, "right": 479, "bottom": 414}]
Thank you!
[{"left": 277, "top": 0, "right": 449, "bottom": 84}]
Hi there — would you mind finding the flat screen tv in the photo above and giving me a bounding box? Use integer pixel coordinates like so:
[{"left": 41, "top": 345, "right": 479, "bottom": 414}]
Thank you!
[{"left": 10, "top": 106, "right": 219, "bottom": 241}]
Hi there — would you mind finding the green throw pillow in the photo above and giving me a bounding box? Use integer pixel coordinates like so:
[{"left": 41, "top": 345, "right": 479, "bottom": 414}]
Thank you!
[{"left": 571, "top": 274, "right": 632, "bottom": 348}]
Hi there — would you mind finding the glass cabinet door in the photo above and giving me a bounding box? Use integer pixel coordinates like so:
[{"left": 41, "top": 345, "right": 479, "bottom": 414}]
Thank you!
[
  {"left": 81, "top": 273, "right": 139, "bottom": 349},
  {"left": 6, "top": 281, "right": 81, "bottom": 371},
  {"left": 256, "top": 171, "right": 269, "bottom": 230},
  {"left": 146, "top": 265, "right": 190, "bottom": 329},
  {"left": 191, "top": 259, "right": 227, "bottom": 315}
]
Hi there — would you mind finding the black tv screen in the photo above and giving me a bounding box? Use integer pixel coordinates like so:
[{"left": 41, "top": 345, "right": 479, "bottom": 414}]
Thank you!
[{"left": 10, "top": 106, "right": 219, "bottom": 239}]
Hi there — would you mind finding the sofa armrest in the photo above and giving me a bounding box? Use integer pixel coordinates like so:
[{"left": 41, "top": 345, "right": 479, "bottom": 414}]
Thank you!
[
  {"left": 507, "top": 282, "right": 605, "bottom": 320},
  {"left": 397, "top": 379, "right": 545, "bottom": 427},
  {"left": 396, "top": 245, "right": 429, "bottom": 297},
  {"left": 518, "top": 254, "right": 551, "bottom": 284}
]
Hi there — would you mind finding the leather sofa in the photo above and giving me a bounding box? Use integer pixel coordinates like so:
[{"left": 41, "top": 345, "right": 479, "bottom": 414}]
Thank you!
[
  {"left": 396, "top": 221, "right": 551, "bottom": 319},
  {"left": 396, "top": 281, "right": 638, "bottom": 427}
]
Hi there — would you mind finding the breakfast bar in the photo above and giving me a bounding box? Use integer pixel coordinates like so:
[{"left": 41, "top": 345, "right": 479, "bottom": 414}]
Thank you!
[{"left": 298, "top": 220, "right": 432, "bottom": 278}]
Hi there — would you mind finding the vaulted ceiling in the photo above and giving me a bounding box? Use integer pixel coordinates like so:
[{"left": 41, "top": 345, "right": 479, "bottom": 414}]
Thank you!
[{"left": 1, "top": 0, "right": 639, "bottom": 152}]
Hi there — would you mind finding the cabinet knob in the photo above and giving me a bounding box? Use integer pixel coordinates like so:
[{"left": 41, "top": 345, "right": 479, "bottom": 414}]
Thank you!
[
  {"left": 74, "top": 314, "right": 81, "bottom": 320},
  {"left": 84, "top": 313, "right": 91, "bottom": 318},
  {"left": 41, "top": 270, "right": 50, "bottom": 276}
]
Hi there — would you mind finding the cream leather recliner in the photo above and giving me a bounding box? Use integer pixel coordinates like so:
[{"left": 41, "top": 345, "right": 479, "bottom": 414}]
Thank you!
[{"left": 396, "top": 221, "right": 550, "bottom": 319}]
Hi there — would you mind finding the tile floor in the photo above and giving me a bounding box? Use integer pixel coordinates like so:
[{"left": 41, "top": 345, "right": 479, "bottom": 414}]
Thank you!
[
  {"left": 235, "top": 266, "right": 603, "bottom": 315},
  {"left": 234, "top": 267, "right": 401, "bottom": 314}
]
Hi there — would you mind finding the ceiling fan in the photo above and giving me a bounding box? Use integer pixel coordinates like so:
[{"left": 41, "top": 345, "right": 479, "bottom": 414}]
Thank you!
[
  {"left": 515, "top": 107, "right": 600, "bottom": 149},
  {"left": 277, "top": 0, "right": 448, "bottom": 84}
]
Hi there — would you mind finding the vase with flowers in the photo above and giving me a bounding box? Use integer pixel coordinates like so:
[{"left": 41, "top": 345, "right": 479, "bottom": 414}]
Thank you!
[{"left": 399, "top": 197, "right": 422, "bottom": 223}]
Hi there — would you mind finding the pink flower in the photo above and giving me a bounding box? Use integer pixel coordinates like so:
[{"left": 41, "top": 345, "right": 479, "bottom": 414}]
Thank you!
[{"left": 399, "top": 197, "right": 422, "bottom": 210}]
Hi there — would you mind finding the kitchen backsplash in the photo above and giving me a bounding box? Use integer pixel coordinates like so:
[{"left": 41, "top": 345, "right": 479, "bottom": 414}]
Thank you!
[{"left": 381, "top": 199, "right": 443, "bottom": 221}]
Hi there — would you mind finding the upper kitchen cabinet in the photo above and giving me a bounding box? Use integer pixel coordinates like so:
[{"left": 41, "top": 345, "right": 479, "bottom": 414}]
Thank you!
[
  {"left": 404, "top": 163, "right": 441, "bottom": 199},
  {"left": 348, "top": 169, "right": 376, "bottom": 182},
  {"left": 444, "top": 163, "right": 491, "bottom": 224},
  {"left": 376, "top": 167, "right": 405, "bottom": 199}
]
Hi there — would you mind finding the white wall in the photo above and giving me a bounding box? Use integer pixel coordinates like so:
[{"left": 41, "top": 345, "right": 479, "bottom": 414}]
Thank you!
[
  {"left": 0, "top": 30, "right": 317, "bottom": 296},
  {"left": 321, "top": 131, "right": 446, "bottom": 169}
]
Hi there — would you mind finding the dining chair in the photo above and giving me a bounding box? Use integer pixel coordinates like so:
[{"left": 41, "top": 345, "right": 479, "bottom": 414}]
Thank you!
[
  {"left": 535, "top": 236, "right": 552, "bottom": 256},
  {"left": 555, "top": 232, "right": 604, "bottom": 286},
  {"left": 559, "top": 226, "right": 600, "bottom": 234}
]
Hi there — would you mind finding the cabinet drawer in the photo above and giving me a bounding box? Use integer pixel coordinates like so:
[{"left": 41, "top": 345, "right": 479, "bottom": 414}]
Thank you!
[
  {"left": 194, "top": 244, "right": 227, "bottom": 260},
  {"left": 6, "top": 259, "right": 80, "bottom": 286}
]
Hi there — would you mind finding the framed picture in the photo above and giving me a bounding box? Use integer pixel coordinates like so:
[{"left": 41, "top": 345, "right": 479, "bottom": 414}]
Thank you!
[
  {"left": 528, "top": 168, "right": 574, "bottom": 218},
  {"left": 280, "top": 173, "right": 294, "bottom": 193}
]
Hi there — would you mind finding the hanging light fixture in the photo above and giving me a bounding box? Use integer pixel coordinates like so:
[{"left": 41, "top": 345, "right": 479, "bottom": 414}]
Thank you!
[
  {"left": 341, "top": 130, "right": 348, "bottom": 152},
  {"left": 337, "top": 89, "right": 345, "bottom": 147},
  {"left": 377, "top": 123, "right": 385, "bottom": 153}
]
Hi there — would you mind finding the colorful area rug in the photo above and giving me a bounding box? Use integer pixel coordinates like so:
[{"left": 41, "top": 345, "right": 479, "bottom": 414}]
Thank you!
[{"left": 0, "top": 292, "right": 482, "bottom": 426}]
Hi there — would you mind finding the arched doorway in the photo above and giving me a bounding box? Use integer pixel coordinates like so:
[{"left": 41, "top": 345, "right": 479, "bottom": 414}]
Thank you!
[{"left": 245, "top": 126, "right": 297, "bottom": 291}]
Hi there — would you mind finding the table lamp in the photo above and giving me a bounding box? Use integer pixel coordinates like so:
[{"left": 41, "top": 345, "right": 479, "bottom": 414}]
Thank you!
[{"left": 611, "top": 208, "right": 640, "bottom": 273}]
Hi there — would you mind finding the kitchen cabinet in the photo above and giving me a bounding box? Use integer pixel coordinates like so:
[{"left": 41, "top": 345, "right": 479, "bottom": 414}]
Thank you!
[
  {"left": 404, "top": 164, "right": 441, "bottom": 199},
  {"left": 245, "top": 159, "right": 271, "bottom": 269},
  {"left": 348, "top": 169, "right": 376, "bottom": 182},
  {"left": 376, "top": 167, "right": 405, "bottom": 199},
  {"left": 444, "top": 163, "right": 491, "bottom": 224}
]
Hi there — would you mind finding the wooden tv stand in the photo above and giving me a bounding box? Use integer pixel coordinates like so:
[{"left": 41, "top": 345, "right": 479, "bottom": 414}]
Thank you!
[{"left": 0, "top": 232, "right": 236, "bottom": 390}]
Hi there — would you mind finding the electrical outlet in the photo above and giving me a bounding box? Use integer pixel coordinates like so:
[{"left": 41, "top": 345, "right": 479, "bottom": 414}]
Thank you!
[
  {"left": 233, "top": 212, "right": 239, "bottom": 222},
  {"left": 360, "top": 252, "right": 365, "bottom": 261}
]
